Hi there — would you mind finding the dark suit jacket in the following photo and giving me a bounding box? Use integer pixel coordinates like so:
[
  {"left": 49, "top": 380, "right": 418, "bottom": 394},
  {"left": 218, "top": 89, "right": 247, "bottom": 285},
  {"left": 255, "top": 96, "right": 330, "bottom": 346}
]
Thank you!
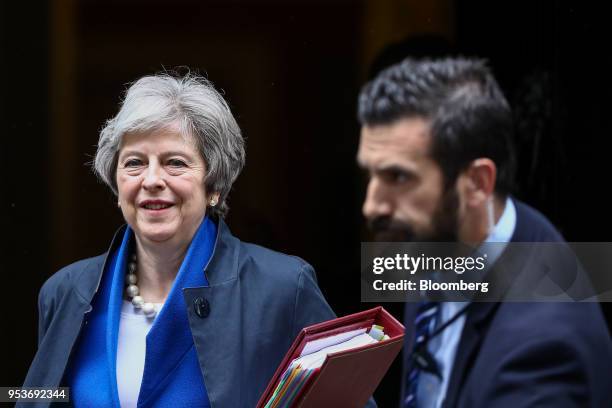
[
  {"left": 22, "top": 219, "right": 339, "bottom": 407},
  {"left": 401, "top": 200, "right": 612, "bottom": 408}
]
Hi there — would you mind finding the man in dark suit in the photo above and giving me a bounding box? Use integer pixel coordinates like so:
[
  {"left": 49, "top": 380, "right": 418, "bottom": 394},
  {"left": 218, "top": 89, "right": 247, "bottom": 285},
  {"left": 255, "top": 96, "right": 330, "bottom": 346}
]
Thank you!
[{"left": 356, "top": 58, "right": 612, "bottom": 407}]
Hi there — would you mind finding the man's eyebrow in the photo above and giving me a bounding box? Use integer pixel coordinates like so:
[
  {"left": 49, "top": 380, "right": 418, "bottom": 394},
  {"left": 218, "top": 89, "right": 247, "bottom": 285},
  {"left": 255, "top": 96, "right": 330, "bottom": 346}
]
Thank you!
[
  {"left": 381, "top": 163, "right": 407, "bottom": 170},
  {"left": 374, "top": 163, "right": 416, "bottom": 175}
]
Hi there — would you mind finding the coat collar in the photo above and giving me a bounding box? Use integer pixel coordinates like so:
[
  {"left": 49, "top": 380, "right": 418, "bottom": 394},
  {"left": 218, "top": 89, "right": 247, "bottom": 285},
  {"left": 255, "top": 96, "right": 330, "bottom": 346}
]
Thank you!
[
  {"left": 202, "top": 217, "right": 241, "bottom": 286},
  {"left": 73, "top": 217, "right": 239, "bottom": 304},
  {"left": 74, "top": 225, "right": 127, "bottom": 306}
]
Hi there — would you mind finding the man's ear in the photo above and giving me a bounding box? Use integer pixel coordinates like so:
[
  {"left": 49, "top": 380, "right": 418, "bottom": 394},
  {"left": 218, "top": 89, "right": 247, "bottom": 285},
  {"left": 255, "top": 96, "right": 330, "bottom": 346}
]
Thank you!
[{"left": 458, "top": 158, "right": 497, "bottom": 208}]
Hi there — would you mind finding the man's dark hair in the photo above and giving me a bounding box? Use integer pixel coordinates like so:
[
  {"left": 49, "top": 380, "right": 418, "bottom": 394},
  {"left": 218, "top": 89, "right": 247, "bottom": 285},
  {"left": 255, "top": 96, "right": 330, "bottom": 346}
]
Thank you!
[{"left": 358, "top": 57, "right": 516, "bottom": 196}]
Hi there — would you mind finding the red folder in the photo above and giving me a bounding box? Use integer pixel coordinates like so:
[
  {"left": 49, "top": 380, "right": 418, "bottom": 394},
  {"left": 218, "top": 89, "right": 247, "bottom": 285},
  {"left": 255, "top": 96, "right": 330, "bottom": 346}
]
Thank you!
[{"left": 257, "top": 306, "right": 405, "bottom": 408}]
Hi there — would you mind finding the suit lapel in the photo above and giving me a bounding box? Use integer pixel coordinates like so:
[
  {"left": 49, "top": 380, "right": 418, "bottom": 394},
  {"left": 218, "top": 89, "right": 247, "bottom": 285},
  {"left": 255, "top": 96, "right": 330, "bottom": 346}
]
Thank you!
[
  {"left": 400, "top": 302, "right": 419, "bottom": 403},
  {"left": 137, "top": 218, "right": 216, "bottom": 406},
  {"left": 183, "top": 219, "right": 243, "bottom": 408},
  {"left": 441, "top": 302, "right": 498, "bottom": 408},
  {"left": 442, "top": 244, "right": 531, "bottom": 407},
  {"left": 105, "top": 228, "right": 133, "bottom": 407},
  {"left": 443, "top": 199, "right": 538, "bottom": 407}
]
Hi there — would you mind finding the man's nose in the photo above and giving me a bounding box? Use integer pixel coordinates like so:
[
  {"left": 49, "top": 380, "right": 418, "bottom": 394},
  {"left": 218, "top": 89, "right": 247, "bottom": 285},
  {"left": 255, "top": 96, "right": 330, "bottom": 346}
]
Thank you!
[
  {"left": 142, "top": 162, "right": 166, "bottom": 191},
  {"left": 362, "top": 178, "right": 392, "bottom": 220}
]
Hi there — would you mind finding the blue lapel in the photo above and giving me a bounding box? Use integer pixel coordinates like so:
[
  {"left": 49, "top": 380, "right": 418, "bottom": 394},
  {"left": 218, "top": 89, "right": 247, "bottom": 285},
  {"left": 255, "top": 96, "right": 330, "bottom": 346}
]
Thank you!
[
  {"left": 64, "top": 225, "right": 131, "bottom": 408},
  {"left": 106, "top": 227, "right": 133, "bottom": 407},
  {"left": 137, "top": 217, "right": 216, "bottom": 406}
]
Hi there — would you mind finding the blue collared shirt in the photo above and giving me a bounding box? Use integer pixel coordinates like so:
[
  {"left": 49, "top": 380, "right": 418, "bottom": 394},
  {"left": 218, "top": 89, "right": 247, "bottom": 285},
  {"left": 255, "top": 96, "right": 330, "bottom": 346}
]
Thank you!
[{"left": 417, "top": 198, "right": 517, "bottom": 408}]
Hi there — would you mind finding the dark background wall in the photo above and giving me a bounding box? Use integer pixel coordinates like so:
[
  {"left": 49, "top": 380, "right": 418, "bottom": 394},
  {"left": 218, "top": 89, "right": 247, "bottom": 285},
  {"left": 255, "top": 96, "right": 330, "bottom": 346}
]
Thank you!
[{"left": 2, "top": 1, "right": 610, "bottom": 406}]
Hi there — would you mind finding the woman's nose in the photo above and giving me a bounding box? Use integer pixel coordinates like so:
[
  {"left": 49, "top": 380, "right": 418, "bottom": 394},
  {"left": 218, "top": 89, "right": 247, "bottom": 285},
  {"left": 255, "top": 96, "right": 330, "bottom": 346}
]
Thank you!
[{"left": 142, "top": 162, "right": 166, "bottom": 191}]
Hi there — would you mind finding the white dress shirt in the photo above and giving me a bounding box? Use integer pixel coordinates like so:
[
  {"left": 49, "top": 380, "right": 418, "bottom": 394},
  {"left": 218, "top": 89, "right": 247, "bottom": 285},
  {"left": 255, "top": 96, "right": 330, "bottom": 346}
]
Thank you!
[
  {"left": 116, "top": 300, "right": 163, "bottom": 408},
  {"left": 416, "top": 197, "right": 517, "bottom": 408}
]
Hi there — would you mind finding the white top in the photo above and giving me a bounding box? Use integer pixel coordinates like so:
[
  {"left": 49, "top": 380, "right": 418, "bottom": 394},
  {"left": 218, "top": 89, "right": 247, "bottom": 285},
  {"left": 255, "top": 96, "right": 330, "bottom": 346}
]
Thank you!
[{"left": 116, "top": 300, "right": 163, "bottom": 408}]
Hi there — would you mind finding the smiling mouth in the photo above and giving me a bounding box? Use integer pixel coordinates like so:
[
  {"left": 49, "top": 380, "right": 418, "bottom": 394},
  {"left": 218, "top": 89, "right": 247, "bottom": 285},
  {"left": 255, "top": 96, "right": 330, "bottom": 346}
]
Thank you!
[{"left": 142, "top": 203, "right": 173, "bottom": 210}]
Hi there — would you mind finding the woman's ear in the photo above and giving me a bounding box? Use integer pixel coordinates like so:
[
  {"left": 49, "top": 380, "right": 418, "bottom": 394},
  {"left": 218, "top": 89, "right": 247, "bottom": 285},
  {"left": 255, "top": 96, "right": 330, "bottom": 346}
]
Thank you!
[{"left": 460, "top": 158, "right": 497, "bottom": 208}]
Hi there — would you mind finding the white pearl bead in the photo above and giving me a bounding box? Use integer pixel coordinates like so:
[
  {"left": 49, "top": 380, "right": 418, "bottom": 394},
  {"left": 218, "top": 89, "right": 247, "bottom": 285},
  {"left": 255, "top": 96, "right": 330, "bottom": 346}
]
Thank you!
[
  {"left": 132, "top": 295, "right": 144, "bottom": 308},
  {"left": 142, "top": 303, "right": 156, "bottom": 317},
  {"left": 125, "top": 252, "right": 156, "bottom": 318},
  {"left": 126, "top": 284, "right": 139, "bottom": 297}
]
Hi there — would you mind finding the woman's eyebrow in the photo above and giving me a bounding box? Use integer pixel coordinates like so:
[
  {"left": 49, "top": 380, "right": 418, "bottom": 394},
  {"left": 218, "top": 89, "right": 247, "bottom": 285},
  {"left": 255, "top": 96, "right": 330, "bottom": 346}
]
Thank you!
[
  {"left": 117, "top": 149, "right": 142, "bottom": 160},
  {"left": 118, "top": 150, "right": 195, "bottom": 159},
  {"left": 161, "top": 151, "right": 194, "bottom": 158}
]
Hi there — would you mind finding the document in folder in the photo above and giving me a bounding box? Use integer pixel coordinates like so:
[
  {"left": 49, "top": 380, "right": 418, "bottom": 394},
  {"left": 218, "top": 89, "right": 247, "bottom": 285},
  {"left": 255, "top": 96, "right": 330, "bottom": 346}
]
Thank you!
[{"left": 257, "top": 306, "right": 405, "bottom": 408}]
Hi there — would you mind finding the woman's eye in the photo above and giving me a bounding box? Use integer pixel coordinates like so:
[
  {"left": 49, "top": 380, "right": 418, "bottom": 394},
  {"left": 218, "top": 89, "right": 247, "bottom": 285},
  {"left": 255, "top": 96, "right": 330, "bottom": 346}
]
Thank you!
[
  {"left": 167, "top": 159, "right": 187, "bottom": 167},
  {"left": 124, "top": 159, "right": 142, "bottom": 167}
]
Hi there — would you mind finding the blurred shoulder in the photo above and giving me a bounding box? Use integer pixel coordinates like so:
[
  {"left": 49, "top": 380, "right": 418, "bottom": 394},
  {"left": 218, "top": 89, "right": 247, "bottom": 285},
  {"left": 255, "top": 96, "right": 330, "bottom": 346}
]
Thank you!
[
  {"left": 512, "top": 199, "right": 564, "bottom": 242},
  {"left": 490, "top": 302, "right": 610, "bottom": 352}
]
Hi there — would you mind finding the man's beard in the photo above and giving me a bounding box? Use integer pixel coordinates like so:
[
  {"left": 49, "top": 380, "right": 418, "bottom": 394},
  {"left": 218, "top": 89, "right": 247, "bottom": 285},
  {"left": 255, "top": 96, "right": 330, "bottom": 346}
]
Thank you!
[{"left": 367, "top": 187, "right": 459, "bottom": 242}]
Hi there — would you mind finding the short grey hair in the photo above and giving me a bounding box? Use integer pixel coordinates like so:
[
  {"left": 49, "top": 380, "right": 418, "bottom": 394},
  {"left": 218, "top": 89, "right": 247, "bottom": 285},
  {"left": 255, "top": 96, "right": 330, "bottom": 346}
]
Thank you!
[{"left": 93, "top": 73, "right": 246, "bottom": 217}]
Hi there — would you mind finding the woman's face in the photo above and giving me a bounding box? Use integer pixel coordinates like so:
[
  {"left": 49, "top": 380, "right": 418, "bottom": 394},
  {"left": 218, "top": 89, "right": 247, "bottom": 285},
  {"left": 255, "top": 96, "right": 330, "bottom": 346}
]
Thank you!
[{"left": 116, "top": 126, "right": 211, "bottom": 248}]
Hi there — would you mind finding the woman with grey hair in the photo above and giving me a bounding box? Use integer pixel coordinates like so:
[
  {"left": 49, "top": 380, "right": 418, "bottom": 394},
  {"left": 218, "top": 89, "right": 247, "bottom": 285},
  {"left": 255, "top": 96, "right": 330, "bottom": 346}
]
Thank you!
[{"left": 22, "top": 73, "right": 336, "bottom": 407}]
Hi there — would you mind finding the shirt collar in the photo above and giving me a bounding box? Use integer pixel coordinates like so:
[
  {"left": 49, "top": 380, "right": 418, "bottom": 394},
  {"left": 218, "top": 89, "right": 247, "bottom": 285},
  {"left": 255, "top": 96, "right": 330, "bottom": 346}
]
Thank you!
[
  {"left": 479, "top": 196, "right": 517, "bottom": 269},
  {"left": 485, "top": 197, "right": 517, "bottom": 244}
]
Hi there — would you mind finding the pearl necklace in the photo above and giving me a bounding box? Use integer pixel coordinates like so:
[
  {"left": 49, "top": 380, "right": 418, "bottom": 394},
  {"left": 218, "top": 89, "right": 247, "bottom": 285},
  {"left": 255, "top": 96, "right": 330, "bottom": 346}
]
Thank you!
[{"left": 125, "top": 253, "right": 159, "bottom": 319}]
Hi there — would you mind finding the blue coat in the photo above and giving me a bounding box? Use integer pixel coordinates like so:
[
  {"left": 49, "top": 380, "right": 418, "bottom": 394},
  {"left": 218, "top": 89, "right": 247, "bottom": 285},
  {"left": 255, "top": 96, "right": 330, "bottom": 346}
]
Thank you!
[
  {"left": 401, "top": 200, "right": 612, "bottom": 407},
  {"left": 22, "top": 219, "right": 338, "bottom": 407}
]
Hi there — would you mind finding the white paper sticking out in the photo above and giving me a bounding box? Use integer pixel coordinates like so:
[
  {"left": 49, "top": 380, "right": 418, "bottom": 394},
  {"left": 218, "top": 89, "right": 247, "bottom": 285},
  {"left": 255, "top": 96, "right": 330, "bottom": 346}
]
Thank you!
[{"left": 300, "top": 328, "right": 367, "bottom": 357}]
